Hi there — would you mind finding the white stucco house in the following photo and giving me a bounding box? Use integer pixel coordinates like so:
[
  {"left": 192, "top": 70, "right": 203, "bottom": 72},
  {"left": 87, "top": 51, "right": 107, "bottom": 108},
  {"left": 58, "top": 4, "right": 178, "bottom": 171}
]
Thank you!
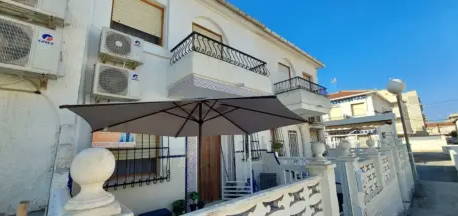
[
  {"left": 0, "top": 0, "right": 335, "bottom": 215},
  {"left": 322, "top": 90, "right": 398, "bottom": 148}
]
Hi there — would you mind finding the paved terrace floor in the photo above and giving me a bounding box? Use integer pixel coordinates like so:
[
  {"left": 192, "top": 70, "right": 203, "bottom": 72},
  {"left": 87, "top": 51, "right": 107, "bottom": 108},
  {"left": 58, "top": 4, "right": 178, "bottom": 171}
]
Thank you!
[{"left": 408, "top": 152, "right": 458, "bottom": 216}]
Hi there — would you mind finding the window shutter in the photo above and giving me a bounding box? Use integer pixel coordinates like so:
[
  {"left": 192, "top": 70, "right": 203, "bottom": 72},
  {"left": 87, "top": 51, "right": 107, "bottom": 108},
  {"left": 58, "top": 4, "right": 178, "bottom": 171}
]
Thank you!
[
  {"left": 330, "top": 107, "right": 343, "bottom": 119},
  {"left": 112, "top": 0, "right": 163, "bottom": 38},
  {"left": 192, "top": 24, "right": 222, "bottom": 42},
  {"left": 351, "top": 103, "right": 367, "bottom": 116}
]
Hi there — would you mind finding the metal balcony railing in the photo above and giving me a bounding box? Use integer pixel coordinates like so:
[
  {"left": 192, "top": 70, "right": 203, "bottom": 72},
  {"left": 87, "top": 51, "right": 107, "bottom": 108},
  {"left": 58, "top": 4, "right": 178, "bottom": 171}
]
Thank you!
[
  {"left": 273, "top": 76, "right": 328, "bottom": 96},
  {"left": 170, "top": 32, "right": 269, "bottom": 76}
]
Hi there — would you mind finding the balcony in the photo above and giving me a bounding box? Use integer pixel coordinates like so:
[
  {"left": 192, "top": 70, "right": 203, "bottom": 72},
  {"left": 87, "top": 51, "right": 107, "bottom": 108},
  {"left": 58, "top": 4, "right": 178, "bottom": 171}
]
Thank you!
[
  {"left": 274, "top": 77, "right": 331, "bottom": 118},
  {"left": 168, "top": 32, "right": 272, "bottom": 98}
]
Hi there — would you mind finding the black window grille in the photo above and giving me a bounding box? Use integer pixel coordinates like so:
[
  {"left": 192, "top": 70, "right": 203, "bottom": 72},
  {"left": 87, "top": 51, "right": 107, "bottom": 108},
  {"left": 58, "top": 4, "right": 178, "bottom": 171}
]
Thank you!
[
  {"left": 288, "top": 130, "right": 300, "bottom": 157},
  {"left": 271, "top": 128, "right": 285, "bottom": 156},
  {"left": 104, "top": 134, "right": 170, "bottom": 190},
  {"left": 250, "top": 133, "right": 262, "bottom": 161}
]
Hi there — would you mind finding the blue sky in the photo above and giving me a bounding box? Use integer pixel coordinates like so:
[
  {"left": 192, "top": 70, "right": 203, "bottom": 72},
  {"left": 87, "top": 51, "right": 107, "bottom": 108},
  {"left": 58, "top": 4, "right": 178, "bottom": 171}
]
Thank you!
[{"left": 228, "top": 0, "right": 458, "bottom": 122}]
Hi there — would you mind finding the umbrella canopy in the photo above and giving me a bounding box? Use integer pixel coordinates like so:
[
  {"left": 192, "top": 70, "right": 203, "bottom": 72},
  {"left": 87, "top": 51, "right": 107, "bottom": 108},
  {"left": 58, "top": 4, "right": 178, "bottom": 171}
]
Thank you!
[{"left": 60, "top": 95, "right": 305, "bottom": 136}]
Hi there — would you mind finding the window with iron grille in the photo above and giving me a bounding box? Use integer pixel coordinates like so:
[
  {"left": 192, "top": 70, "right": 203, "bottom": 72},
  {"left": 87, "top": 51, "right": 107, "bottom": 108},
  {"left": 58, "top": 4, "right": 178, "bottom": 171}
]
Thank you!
[
  {"left": 104, "top": 134, "right": 170, "bottom": 189},
  {"left": 288, "top": 130, "right": 300, "bottom": 157},
  {"left": 271, "top": 128, "right": 285, "bottom": 156}
]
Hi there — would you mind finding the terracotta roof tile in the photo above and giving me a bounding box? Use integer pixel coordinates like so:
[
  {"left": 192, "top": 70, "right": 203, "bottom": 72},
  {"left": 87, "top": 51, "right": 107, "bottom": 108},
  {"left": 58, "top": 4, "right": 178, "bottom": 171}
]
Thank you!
[
  {"left": 426, "top": 122, "right": 456, "bottom": 127},
  {"left": 328, "top": 90, "right": 370, "bottom": 100}
]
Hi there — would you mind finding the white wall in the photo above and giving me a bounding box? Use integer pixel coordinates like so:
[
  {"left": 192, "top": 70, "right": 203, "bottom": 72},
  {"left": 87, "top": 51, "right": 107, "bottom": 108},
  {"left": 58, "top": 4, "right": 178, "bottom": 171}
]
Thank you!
[
  {"left": 408, "top": 135, "right": 448, "bottom": 153},
  {"left": 0, "top": 0, "right": 326, "bottom": 214}
]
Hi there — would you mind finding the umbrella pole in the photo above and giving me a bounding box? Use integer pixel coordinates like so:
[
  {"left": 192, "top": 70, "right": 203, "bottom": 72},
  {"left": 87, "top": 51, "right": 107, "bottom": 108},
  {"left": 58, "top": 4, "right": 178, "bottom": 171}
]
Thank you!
[
  {"left": 198, "top": 103, "right": 203, "bottom": 204},
  {"left": 185, "top": 137, "right": 188, "bottom": 212}
]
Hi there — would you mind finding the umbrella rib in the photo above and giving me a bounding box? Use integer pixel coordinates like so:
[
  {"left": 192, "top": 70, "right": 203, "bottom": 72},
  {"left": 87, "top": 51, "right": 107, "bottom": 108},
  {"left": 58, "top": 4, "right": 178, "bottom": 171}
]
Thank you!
[
  {"left": 173, "top": 102, "right": 199, "bottom": 122},
  {"left": 91, "top": 101, "right": 196, "bottom": 132},
  {"left": 175, "top": 103, "right": 200, "bottom": 137},
  {"left": 202, "top": 100, "right": 218, "bottom": 120},
  {"left": 163, "top": 110, "right": 198, "bottom": 122},
  {"left": 204, "top": 107, "right": 239, "bottom": 122},
  {"left": 219, "top": 103, "right": 306, "bottom": 123},
  {"left": 202, "top": 101, "right": 249, "bottom": 134}
]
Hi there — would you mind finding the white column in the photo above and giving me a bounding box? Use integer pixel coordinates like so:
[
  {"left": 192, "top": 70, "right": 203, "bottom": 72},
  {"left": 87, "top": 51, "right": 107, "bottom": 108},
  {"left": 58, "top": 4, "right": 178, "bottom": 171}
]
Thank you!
[
  {"left": 334, "top": 140, "right": 365, "bottom": 216},
  {"left": 307, "top": 142, "right": 340, "bottom": 216},
  {"left": 298, "top": 124, "right": 312, "bottom": 158}
]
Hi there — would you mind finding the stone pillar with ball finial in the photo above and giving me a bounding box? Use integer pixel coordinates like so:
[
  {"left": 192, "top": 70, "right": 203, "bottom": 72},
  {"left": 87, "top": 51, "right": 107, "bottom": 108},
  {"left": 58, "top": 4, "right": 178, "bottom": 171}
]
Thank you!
[
  {"left": 306, "top": 142, "right": 340, "bottom": 216},
  {"left": 63, "top": 148, "right": 133, "bottom": 216},
  {"left": 334, "top": 140, "right": 365, "bottom": 216}
]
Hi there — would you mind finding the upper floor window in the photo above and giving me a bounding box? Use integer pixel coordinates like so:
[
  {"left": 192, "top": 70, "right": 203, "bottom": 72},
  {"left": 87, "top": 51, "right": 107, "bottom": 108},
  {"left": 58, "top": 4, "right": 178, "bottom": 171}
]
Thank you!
[
  {"left": 351, "top": 102, "right": 367, "bottom": 117},
  {"left": 278, "top": 63, "right": 292, "bottom": 79},
  {"left": 111, "top": 0, "right": 164, "bottom": 46}
]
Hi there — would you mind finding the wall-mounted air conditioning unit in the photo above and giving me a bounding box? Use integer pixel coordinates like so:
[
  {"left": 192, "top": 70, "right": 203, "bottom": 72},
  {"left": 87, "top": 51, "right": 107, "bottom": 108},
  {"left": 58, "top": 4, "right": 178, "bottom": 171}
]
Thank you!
[
  {"left": 0, "top": 15, "right": 61, "bottom": 78},
  {"left": 93, "top": 63, "right": 141, "bottom": 100},
  {"left": 99, "top": 27, "right": 144, "bottom": 68},
  {"left": 5, "top": 0, "right": 67, "bottom": 19}
]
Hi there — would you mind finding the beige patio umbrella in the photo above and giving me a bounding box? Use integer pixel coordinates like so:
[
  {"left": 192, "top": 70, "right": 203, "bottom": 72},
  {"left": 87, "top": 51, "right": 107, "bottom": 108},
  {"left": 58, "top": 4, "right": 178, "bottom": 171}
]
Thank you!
[{"left": 60, "top": 95, "right": 305, "bottom": 209}]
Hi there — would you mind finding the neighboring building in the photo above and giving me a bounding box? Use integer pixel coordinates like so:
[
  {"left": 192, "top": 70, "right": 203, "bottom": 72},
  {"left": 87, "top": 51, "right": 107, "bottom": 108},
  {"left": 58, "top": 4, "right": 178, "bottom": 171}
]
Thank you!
[
  {"left": 426, "top": 122, "right": 457, "bottom": 135},
  {"left": 448, "top": 113, "right": 458, "bottom": 122},
  {"left": 322, "top": 90, "right": 397, "bottom": 148},
  {"left": 0, "top": 0, "right": 330, "bottom": 214},
  {"left": 325, "top": 90, "right": 393, "bottom": 120},
  {"left": 378, "top": 90, "right": 427, "bottom": 136}
]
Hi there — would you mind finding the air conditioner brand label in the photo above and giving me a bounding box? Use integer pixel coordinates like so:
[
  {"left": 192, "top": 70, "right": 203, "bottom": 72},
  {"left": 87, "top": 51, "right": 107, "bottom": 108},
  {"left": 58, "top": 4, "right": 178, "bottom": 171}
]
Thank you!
[
  {"left": 131, "top": 73, "right": 139, "bottom": 81},
  {"left": 38, "top": 33, "right": 55, "bottom": 45}
]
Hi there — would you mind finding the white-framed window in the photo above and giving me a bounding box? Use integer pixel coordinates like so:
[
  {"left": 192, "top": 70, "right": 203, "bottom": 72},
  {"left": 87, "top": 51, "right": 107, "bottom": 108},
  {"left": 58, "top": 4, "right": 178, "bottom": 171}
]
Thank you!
[{"left": 111, "top": 0, "right": 164, "bottom": 45}]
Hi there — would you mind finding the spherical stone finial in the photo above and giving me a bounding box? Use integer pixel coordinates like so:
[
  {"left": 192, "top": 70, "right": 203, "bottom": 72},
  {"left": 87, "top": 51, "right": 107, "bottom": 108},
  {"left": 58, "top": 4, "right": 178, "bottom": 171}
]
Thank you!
[
  {"left": 387, "top": 79, "right": 405, "bottom": 95},
  {"left": 311, "top": 142, "right": 326, "bottom": 160},
  {"left": 366, "top": 139, "right": 375, "bottom": 148},
  {"left": 338, "top": 140, "right": 352, "bottom": 156},
  {"left": 64, "top": 148, "right": 121, "bottom": 214}
]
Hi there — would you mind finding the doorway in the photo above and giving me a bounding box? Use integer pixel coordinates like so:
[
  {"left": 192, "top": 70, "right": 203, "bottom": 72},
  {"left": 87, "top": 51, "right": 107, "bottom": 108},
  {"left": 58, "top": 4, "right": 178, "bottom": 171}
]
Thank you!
[{"left": 199, "top": 136, "right": 222, "bottom": 202}]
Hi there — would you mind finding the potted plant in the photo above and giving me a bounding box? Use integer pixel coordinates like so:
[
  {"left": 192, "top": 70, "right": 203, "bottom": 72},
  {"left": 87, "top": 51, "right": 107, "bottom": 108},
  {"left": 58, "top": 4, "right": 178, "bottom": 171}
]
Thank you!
[
  {"left": 172, "top": 199, "right": 186, "bottom": 215},
  {"left": 272, "top": 141, "right": 283, "bottom": 154},
  {"left": 189, "top": 192, "right": 199, "bottom": 211}
]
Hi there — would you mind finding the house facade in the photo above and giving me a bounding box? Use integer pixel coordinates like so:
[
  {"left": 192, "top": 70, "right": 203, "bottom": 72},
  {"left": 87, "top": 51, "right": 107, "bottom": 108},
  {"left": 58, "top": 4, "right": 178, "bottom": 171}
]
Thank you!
[
  {"left": 426, "top": 122, "right": 456, "bottom": 136},
  {"left": 322, "top": 90, "right": 397, "bottom": 148},
  {"left": 0, "top": 0, "right": 331, "bottom": 214},
  {"left": 378, "top": 90, "right": 427, "bottom": 136}
]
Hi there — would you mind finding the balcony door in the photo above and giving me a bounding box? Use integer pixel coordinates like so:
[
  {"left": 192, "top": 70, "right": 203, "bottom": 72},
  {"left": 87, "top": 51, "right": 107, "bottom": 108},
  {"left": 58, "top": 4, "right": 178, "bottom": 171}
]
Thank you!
[
  {"left": 192, "top": 23, "right": 223, "bottom": 59},
  {"left": 278, "top": 63, "right": 292, "bottom": 80},
  {"left": 199, "top": 135, "right": 222, "bottom": 202},
  {"left": 302, "top": 72, "right": 313, "bottom": 90}
]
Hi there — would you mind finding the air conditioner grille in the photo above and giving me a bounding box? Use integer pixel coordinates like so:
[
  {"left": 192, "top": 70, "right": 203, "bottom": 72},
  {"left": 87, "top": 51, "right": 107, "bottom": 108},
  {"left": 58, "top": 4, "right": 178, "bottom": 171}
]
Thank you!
[
  {"left": 0, "top": 19, "right": 33, "bottom": 66},
  {"left": 98, "top": 67, "right": 129, "bottom": 96},
  {"left": 11, "top": 0, "right": 38, "bottom": 7},
  {"left": 105, "top": 31, "right": 132, "bottom": 56}
]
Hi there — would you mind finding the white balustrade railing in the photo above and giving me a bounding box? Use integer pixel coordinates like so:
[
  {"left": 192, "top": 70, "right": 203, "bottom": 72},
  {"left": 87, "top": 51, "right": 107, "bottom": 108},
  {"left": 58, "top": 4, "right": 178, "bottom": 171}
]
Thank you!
[
  {"left": 381, "top": 155, "right": 393, "bottom": 184},
  {"left": 357, "top": 159, "right": 382, "bottom": 204},
  {"left": 334, "top": 142, "right": 414, "bottom": 216},
  {"left": 185, "top": 177, "right": 324, "bottom": 216}
]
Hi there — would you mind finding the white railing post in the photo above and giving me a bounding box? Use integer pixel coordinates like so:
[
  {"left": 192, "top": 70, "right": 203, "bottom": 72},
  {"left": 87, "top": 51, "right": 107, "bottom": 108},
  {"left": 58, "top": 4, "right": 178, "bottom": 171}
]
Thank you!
[
  {"left": 335, "top": 140, "right": 365, "bottom": 216},
  {"left": 307, "top": 142, "right": 340, "bottom": 216},
  {"left": 392, "top": 144, "right": 412, "bottom": 208},
  {"left": 63, "top": 148, "right": 133, "bottom": 216}
]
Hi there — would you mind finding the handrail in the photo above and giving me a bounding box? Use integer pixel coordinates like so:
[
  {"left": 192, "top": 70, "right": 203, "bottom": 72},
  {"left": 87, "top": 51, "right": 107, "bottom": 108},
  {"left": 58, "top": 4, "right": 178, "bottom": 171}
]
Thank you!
[
  {"left": 170, "top": 31, "right": 269, "bottom": 76},
  {"left": 273, "top": 76, "right": 328, "bottom": 96}
]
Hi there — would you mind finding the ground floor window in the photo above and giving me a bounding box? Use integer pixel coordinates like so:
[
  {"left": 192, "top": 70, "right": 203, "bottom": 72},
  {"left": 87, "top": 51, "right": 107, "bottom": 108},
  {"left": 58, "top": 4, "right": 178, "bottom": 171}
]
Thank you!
[
  {"left": 100, "top": 133, "right": 170, "bottom": 189},
  {"left": 288, "top": 130, "right": 300, "bottom": 157}
]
